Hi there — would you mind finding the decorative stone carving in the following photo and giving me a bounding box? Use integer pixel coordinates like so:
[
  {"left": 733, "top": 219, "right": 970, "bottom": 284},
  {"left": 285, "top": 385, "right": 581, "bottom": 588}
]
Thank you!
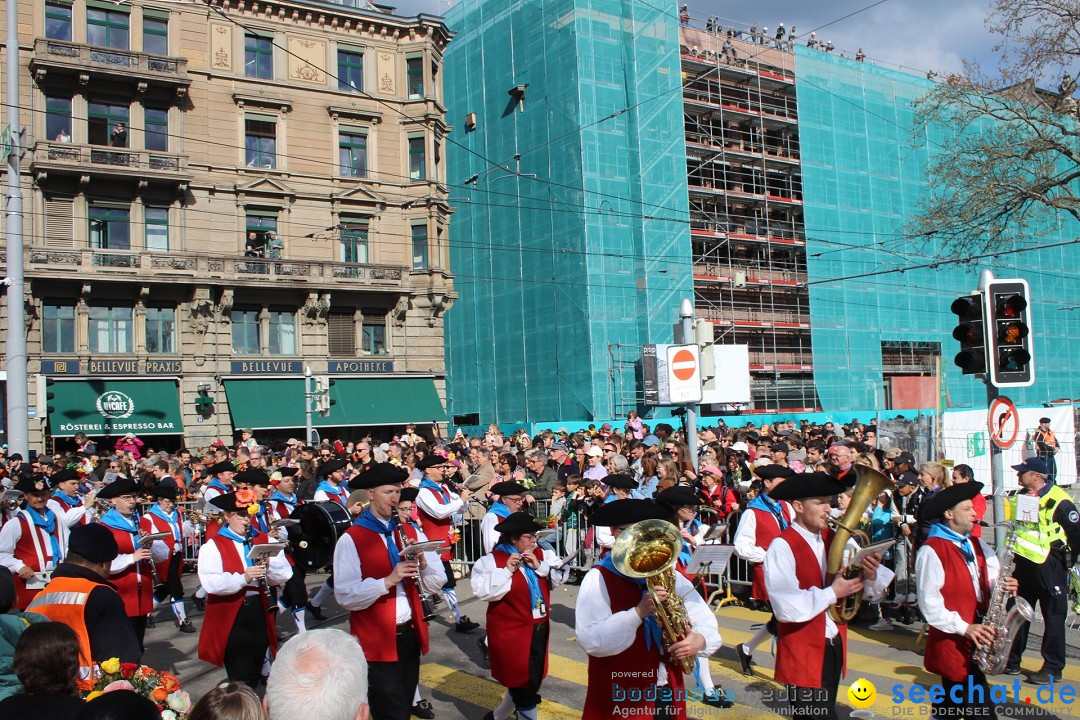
[
  {"left": 150, "top": 256, "right": 197, "bottom": 271},
  {"left": 301, "top": 292, "right": 330, "bottom": 325},
  {"left": 392, "top": 295, "right": 410, "bottom": 329},
  {"left": 29, "top": 249, "right": 79, "bottom": 265},
  {"left": 368, "top": 267, "right": 402, "bottom": 281},
  {"left": 218, "top": 288, "right": 234, "bottom": 320}
]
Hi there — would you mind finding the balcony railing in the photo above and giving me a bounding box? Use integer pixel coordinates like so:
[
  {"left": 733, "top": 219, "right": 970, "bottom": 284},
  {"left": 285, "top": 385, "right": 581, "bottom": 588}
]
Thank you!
[
  {"left": 30, "top": 142, "right": 191, "bottom": 183},
  {"left": 30, "top": 39, "right": 191, "bottom": 93},
  {"left": 26, "top": 248, "right": 407, "bottom": 288}
]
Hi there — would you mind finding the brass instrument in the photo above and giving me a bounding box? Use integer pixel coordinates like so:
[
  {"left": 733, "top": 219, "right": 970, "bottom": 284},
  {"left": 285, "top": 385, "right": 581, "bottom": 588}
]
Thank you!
[
  {"left": 611, "top": 519, "right": 695, "bottom": 674},
  {"left": 974, "top": 522, "right": 1033, "bottom": 674},
  {"left": 825, "top": 464, "right": 893, "bottom": 624}
]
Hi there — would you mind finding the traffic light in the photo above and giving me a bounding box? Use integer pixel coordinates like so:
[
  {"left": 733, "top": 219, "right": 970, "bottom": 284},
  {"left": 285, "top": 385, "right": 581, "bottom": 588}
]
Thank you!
[
  {"left": 950, "top": 293, "right": 986, "bottom": 375},
  {"left": 36, "top": 375, "right": 56, "bottom": 416},
  {"left": 194, "top": 390, "right": 214, "bottom": 416},
  {"left": 984, "top": 278, "right": 1034, "bottom": 388},
  {"left": 314, "top": 375, "right": 337, "bottom": 416}
]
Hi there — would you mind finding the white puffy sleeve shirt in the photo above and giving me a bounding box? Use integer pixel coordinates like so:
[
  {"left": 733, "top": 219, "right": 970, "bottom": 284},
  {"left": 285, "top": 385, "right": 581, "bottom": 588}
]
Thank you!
[{"left": 916, "top": 536, "right": 1000, "bottom": 637}]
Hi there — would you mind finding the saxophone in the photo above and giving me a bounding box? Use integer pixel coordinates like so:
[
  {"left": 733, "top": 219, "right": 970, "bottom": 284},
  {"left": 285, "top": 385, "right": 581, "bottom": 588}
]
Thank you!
[{"left": 974, "top": 523, "right": 1034, "bottom": 674}]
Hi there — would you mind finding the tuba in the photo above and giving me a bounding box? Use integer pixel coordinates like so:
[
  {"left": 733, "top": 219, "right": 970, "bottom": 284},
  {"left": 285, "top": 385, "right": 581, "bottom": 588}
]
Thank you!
[
  {"left": 825, "top": 464, "right": 893, "bottom": 623},
  {"left": 611, "top": 519, "right": 696, "bottom": 674}
]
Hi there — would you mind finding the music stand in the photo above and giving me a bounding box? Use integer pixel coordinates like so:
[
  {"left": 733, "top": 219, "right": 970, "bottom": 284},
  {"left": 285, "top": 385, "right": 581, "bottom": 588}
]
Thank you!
[{"left": 687, "top": 544, "right": 736, "bottom": 609}]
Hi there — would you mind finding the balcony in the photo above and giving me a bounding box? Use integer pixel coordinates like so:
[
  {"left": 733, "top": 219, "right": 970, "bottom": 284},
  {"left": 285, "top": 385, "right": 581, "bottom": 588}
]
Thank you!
[
  {"left": 29, "top": 142, "right": 192, "bottom": 187},
  {"left": 25, "top": 248, "right": 407, "bottom": 289},
  {"left": 30, "top": 39, "right": 191, "bottom": 97}
]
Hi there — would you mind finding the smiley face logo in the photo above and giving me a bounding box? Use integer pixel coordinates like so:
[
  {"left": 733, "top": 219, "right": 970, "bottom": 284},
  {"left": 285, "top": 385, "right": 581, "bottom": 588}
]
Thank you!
[{"left": 848, "top": 678, "right": 876, "bottom": 709}]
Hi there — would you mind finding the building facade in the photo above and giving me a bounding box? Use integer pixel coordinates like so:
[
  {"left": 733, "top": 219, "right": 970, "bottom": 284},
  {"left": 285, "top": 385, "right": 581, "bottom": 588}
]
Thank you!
[{"left": 1, "top": 0, "right": 454, "bottom": 450}]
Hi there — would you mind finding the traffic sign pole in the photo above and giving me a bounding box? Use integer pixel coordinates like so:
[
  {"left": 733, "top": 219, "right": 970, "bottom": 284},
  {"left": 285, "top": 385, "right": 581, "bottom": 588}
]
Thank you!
[
  {"left": 679, "top": 299, "right": 699, "bottom": 472},
  {"left": 979, "top": 270, "right": 1006, "bottom": 548}
]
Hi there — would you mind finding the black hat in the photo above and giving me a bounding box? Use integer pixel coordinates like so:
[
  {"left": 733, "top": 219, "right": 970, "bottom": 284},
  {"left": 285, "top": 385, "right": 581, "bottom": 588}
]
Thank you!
[
  {"left": 590, "top": 499, "right": 671, "bottom": 527},
  {"left": 489, "top": 481, "right": 529, "bottom": 496},
  {"left": 7, "top": 453, "right": 22, "bottom": 462},
  {"left": 68, "top": 522, "right": 120, "bottom": 563},
  {"left": 1039, "top": 417, "right": 1052, "bottom": 424},
  {"left": 656, "top": 486, "right": 703, "bottom": 510},
  {"left": 399, "top": 487, "right": 419, "bottom": 502},
  {"left": 318, "top": 458, "right": 348, "bottom": 478},
  {"left": 920, "top": 482, "right": 984, "bottom": 521},
  {"left": 151, "top": 485, "right": 179, "bottom": 502},
  {"left": 895, "top": 471, "right": 918, "bottom": 488},
  {"left": 275, "top": 467, "right": 299, "bottom": 478},
  {"left": 235, "top": 469, "right": 271, "bottom": 487},
  {"left": 416, "top": 456, "right": 446, "bottom": 471},
  {"left": 347, "top": 462, "right": 408, "bottom": 490},
  {"left": 50, "top": 467, "right": 81, "bottom": 484},
  {"left": 494, "top": 511, "right": 545, "bottom": 536},
  {"left": 768, "top": 472, "right": 846, "bottom": 501},
  {"left": 96, "top": 477, "right": 141, "bottom": 499},
  {"left": 893, "top": 451, "right": 915, "bottom": 467},
  {"left": 1012, "top": 457, "right": 1049, "bottom": 475},
  {"left": 207, "top": 461, "right": 237, "bottom": 476},
  {"left": 13, "top": 474, "right": 50, "bottom": 495},
  {"left": 770, "top": 443, "right": 791, "bottom": 454},
  {"left": 604, "top": 474, "right": 639, "bottom": 490},
  {"left": 208, "top": 492, "right": 256, "bottom": 513},
  {"left": 755, "top": 464, "right": 796, "bottom": 481}
]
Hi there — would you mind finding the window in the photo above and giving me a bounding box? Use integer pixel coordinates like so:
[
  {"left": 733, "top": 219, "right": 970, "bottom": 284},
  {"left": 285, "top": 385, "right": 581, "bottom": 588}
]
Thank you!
[
  {"left": 88, "top": 98, "right": 129, "bottom": 147},
  {"left": 245, "top": 34, "right": 273, "bottom": 79},
  {"left": 245, "top": 211, "right": 277, "bottom": 256},
  {"left": 143, "top": 16, "right": 168, "bottom": 55},
  {"left": 145, "top": 206, "right": 169, "bottom": 251},
  {"left": 145, "top": 307, "right": 175, "bottom": 353},
  {"left": 411, "top": 223, "right": 428, "bottom": 270},
  {"left": 144, "top": 106, "right": 168, "bottom": 152},
  {"left": 87, "top": 7, "right": 129, "bottom": 50},
  {"left": 42, "top": 304, "right": 75, "bottom": 354},
  {"left": 327, "top": 311, "right": 355, "bottom": 356},
  {"left": 88, "top": 306, "right": 133, "bottom": 354},
  {"left": 406, "top": 57, "right": 423, "bottom": 98},
  {"left": 361, "top": 313, "right": 387, "bottom": 355},
  {"left": 338, "top": 50, "right": 363, "bottom": 92},
  {"left": 408, "top": 136, "right": 425, "bottom": 180},
  {"left": 45, "top": 1, "right": 72, "bottom": 41},
  {"left": 45, "top": 95, "right": 72, "bottom": 143},
  {"left": 231, "top": 309, "right": 261, "bottom": 355},
  {"left": 339, "top": 130, "right": 367, "bottom": 177},
  {"left": 88, "top": 205, "right": 130, "bottom": 250},
  {"left": 269, "top": 309, "right": 296, "bottom": 355},
  {"left": 340, "top": 219, "right": 368, "bottom": 263},
  {"left": 245, "top": 117, "right": 276, "bottom": 168}
]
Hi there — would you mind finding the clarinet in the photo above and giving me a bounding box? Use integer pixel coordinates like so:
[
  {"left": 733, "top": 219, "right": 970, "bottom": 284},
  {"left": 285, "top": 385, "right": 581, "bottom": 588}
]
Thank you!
[
  {"left": 247, "top": 525, "right": 277, "bottom": 613},
  {"left": 395, "top": 523, "right": 436, "bottom": 620}
]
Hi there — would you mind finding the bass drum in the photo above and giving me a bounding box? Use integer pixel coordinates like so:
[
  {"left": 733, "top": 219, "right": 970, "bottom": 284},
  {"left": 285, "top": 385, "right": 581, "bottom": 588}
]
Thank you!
[{"left": 290, "top": 501, "right": 351, "bottom": 571}]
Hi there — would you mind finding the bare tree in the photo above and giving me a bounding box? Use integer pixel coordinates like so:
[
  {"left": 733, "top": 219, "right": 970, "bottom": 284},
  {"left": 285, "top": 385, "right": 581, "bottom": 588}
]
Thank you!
[{"left": 906, "top": 0, "right": 1080, "bottom": 255}]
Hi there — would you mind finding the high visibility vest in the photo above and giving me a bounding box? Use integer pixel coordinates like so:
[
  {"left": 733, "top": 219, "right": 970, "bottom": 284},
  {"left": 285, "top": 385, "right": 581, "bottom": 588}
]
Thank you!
[
  {"left": 1011, "top": 485, "right": 1071, "bottom": 564},
  {"left": 27, "top": 575, "right": 101, "bottom": 676}
]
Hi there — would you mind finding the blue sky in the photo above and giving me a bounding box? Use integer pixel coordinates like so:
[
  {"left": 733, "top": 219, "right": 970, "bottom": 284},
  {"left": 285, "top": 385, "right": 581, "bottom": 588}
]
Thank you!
[{"left": 386, "top": 0, "right": 999, "bottom": 77}]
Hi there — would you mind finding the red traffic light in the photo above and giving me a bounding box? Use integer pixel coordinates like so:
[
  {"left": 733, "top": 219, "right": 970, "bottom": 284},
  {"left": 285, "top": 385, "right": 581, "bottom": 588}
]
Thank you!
[{"left": 996, "top": 293, "right": 1027, "bottom": 319}]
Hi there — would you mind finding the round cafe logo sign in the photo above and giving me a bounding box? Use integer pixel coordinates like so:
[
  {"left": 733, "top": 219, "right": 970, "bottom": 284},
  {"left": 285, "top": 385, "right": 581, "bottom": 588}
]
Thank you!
[{"left": 96, "top": 391, "right": 135, "bottom": 419}]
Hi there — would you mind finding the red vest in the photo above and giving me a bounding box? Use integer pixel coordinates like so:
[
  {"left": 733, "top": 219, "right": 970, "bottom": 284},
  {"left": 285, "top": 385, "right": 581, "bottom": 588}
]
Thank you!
[
  {"left": 923, "top": 536, "right": 990, "bottom": 682},
  {"left": 418, "top": 484, "right": 455, "bottom": 562},
  {"left": 10, "top": 512, "right": 66, "bottom": 610},
  {"left": 345, "top": 523, "right": 430, "bottom": 662},
  {"left": 102, "top": 522, "right": 154, "bottom": 617},
  {"left": 750, "top": 503, "right": 792, "bottom": 601},
  {"left": 50, "top": 494, "right": 89, "bottom": 526},
  {"left": 197, "top": 531, "right": 277, "bottom": 668},
  {"left": 773, "top": 526, "right": 848, "bottom": 688},
  {"left": 583, "top": 567, "right": 686, "bottom": 720},
  {"left": 487, "top": 548, "right": 551, "bottom": 688},
  {"left": 139, "top": 511, "right": 183, "bottom": 582}
]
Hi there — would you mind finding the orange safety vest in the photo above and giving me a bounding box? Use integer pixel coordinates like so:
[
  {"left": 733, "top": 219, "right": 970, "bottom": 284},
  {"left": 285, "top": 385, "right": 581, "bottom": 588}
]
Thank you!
[{"left": 26, "top": 575, "right": 102, "bottom": 675}]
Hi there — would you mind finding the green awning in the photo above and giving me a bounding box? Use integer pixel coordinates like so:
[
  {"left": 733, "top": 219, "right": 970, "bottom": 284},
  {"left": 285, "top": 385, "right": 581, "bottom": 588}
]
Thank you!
[
  {"left": 48, "top": 380, "right": 184, "bottom": 437},
  {"left": 224, "top": 377, "right": 445, "bottom": 431}
]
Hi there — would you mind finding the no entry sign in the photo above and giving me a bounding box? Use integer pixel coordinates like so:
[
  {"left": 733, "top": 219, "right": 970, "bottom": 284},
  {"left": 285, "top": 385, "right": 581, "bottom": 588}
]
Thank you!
[
  {"left": 666, "top": 345, "right": 702, "bottom": 404},
  {"left": 987, "top": 396, "right": 1020, "bottom": 450}
]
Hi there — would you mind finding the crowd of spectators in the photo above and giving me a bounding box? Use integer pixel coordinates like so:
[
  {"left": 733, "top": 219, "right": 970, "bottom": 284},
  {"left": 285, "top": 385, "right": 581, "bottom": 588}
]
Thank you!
[{"left": 678, "top": 6, "right": 868, "bottom": 62}]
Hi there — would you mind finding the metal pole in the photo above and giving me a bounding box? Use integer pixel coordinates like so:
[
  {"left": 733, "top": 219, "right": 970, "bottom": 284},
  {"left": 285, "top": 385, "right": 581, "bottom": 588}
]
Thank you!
[
  {"left": 978, "top": 269, "right": 1006, "bottom": 548},
  {"left": 4, "top": 3, "right": 27, "bottom": 457},
  {"left": 304, "top": 365, "right": 313, "bottom": 446},
  {"left": 680, "top": 299, "right": 699, "bottom": 471}
]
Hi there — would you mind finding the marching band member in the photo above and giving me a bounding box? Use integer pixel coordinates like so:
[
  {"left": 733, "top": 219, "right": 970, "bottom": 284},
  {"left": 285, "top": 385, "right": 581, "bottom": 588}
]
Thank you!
[
  {"left": 96, "top": 477, "right": 170, "bottom": 648},
  {"left": 732, "top": 464, "right": 795, "bottom": 674},
  {"left": 197, "top": 490, "right": 291, "bottom": 688},
  {"left": 0, "top": 474, "right": 69, "bottom": 609},
  {"left": 202, "top": 461, "right": 238, "bottom": 539},
  {"left": 334, "top": 463, "right": 445, "bottom": 720},
  {"left": 592, "top": 474, "right": 639, "bottom": 557},
  {"left": 415, "top": 456, "right": 478, "bottom": 633},
  {"left": 306, "top": 458, "right": 354, "bottom": 620},
  {"left": 916, "top": 482, "right": 1008, "bottom": 719},
  {"left": 576, "top": 499, "right": 722, "bottom": 719},
  {"left": 764, "top": 473, "right": 892, "bottom": 720},
  {"left": 397, "top": 487, "right": 437, "bottom": 720},
  {"left": 481, "top": 481, "right": 529, "bottom": 554},
  {"left": 139, "top": 486, "right": 195, "bottom": 633},
  {"left": 472, "top": 512, "right": 556, "bottom": 720},
  {"left": 266, "top": 467, "right": 309, "bottom": 632},
  {"left": 47, "top": 467, "right": 95, "bottom": 528}
]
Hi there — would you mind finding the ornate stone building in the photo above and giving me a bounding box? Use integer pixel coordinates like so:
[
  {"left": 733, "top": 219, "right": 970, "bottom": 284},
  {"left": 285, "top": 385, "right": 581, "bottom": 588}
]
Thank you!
[{"left": 2, "top": 0, "right": 454, "bottom": 449}]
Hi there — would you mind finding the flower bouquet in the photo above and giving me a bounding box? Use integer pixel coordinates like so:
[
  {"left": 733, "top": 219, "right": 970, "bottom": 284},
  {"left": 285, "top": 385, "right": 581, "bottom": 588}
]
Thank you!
[{"left": 78, "top": 657, "right": 192, "bottom": 719}]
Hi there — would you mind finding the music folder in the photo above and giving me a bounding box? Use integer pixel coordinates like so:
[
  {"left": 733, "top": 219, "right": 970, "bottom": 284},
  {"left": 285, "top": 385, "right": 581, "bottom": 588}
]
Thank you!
[
  {"left": 247, "top": 543, "right": 287, "bottom": 561},
  {"left": 138, "top": 532, "right": 171, "bottom": 549},
  {"left": 270, "top": 518, "right": 300, "bottom": 530},
  {"left": 400, "top": 540, "right": 442, "bottom": 558}
]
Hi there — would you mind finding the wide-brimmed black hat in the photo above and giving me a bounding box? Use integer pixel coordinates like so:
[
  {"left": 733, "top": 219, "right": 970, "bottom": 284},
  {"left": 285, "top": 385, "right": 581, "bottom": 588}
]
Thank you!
[
  {"left": 207, "top": 461, "right": 237, "bottom": 476},
  {"left": 604, "top": 474, "right": 639, "bottom": 490},
  {"left": 151, "top": 485, "right": 179, "bottom": 502},
  {"left": 348, "top": 462, "right": 408, "bottom": 490},
  {"left": 489, "top": 481, "right": 529, "bottom": 496},
  {"left": 656, "top": 485, "right": 703, "bottom": 510},
  {"left": 235, "top": 469, "right": 271, "bottom": 487},
  {"left": 50, "top": 467, "right": 81, "bottom": 484},
  {"left": 590, "top": 499, "right": 670, "bottom": 527},
  {"left": 755, "top": 464, "right": 796, "bottom": 481},
  {"left": 416, "top": 456, "right": 447, "bottom": 471},
  {"left": 68, "top": 523, "right": 119, "bottom": 563},
  {"left": 275, "top": 467, "right": 299, "bottom": 478},
  {"left": 768, "top": 472, "right": 846, "bottom": 501},
  {"left": 97, "top": 477, "right": 141, "bottom": 499},
  {"left": 317, "top": 458, "right": 348, "bottom": 478},
  {"left": 399, "top": 487, "right": 419, "bottom": 502},
  {"left": 920, "top": 482, "right": 984, "bottom": 521},
  {"left": 494, "top": 512, "right": 545, "bottom": 536},
  {"left": 13, "top": 474, "right": 50, "bottom": 495}
]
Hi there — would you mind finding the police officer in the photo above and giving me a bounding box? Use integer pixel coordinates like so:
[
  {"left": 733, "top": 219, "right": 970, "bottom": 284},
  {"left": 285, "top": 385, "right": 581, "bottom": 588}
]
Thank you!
[{"left": 1005, "top": 457, "right": 1080, "bottom": 684}]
